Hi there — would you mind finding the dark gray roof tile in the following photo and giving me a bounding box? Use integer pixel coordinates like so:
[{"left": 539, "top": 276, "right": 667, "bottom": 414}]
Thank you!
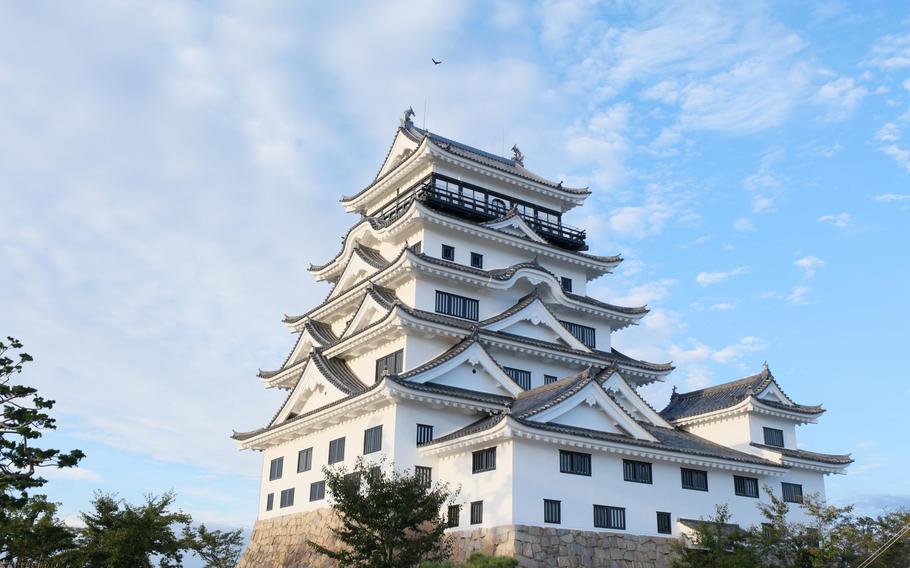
[{"left": 750, "top": 443, "right": 853, "bottom": 465}]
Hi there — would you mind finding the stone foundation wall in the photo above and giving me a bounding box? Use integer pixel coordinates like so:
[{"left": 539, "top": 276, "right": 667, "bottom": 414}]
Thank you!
[{"left": 238, "top": 511, "right": 678, "bottom": 568}]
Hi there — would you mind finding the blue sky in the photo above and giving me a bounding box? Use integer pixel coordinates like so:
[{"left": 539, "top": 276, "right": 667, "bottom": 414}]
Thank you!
[{"left": 2, "top": 0, "right": 909, "bottom": 536}]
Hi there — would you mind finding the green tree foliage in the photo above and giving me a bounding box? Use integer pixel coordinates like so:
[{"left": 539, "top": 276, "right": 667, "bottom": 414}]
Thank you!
[
  {"left": 188, "top": 524, "right": 245, "bottom": 568},
  {"left": 309, "top": 458, "right": 458, "bottom": 568},
  {"left": 0, "top": 494, "right": 76, "bottom": 566},
  {"left": 421, "top": 552, "right": 519, "bottom": 567},
  {"left": 672, "top": 504, "right": 760, "bottom": 568}
]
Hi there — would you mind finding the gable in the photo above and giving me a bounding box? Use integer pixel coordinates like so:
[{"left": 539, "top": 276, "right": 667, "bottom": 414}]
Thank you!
[
  {"left": 328, "top": 253, "right": 379, "bottom": 300},
  {"left": 376, "top": 129, "right": 421, "bottom": 180},
  {"left": 339, "top": 294, "right": 391, "bottom": 340},
  {"left": 404, "top": 342, "right": 524, "bottom": 397},
  {"left": 757, "top": 382, "right": 792, "bottom": 405},
  {"left": 552, "top": 404, "right": 627, "bottom": 434},
  {"left": 272, "top": 361, "right": 349, "bottom": 425},
  {"left": 482, "top": 297, "right": 590, "bottom": 352},
  {"left": 483, "top": 215, "right": 548, "bottom": 244},
  {"left": 425, "top": 360, "right": 518, "bottom": 397},
  {"left": 600, "top": 371, "right": 673, "bottom": 428}
]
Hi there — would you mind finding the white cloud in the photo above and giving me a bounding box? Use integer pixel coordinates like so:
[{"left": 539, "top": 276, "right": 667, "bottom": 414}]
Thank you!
[
  {"left": 710, "top": 302, "right": 736, "bottom": 311},
  {"left": 711, "top": 336, "right": 767, "bottom": 363},
  {"left": 788, "top": 285, "right": 812, "bottom": 305},
  {"left": 875, "top": 193, "right": 910, "bottom": 202},
  {"left": 794, "top": 256, "right": 824, "bottom": 278},
  {"left": 42, "top": 467, "right": 102, "bottom": 482},
  {"left": 817, "top": 212, "right": 851, "bottom": 228},
  {"left": 696, "top": 266, "right": 749, "bottom": 286},
  {"left": 733, "top": 217, "right": 756, "bottom": 231},
  {"left": 864, "top": 32, "right": 910, "bottom": 70},
  {"left": 812, "top": 76, "right": 868, "bottom": 120},
  {"left": 873, "top": 123, "right": 910, "bottom": 172},
  {"left": 608, "top": 279, "right": 678, "bottom": 307}
]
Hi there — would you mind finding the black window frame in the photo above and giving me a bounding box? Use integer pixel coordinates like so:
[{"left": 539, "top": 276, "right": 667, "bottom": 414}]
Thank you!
[
  {"left": 441, "top": 244, "right": 455, "bottom": 261},
  {"left": 265, "top": 493, "right": 274, "bottom": 511},
  {"left": 544, "top": 374, "right": 558, "bottom": 385},
  {"left": 269, "top": 457, "right": 283, "bottom": 481},
  {"left": 328, "top": 437, "right": 346, "bottom": 465},
  {"left": 734, "top": 475, "right": 760, "bottom": 498},
  {"left": 470, "top": 501, "right": 483, "bottom": 525},
  {"left": 375, "top": 349, "right": 403, "bottom": 382},
  {"left": 447, "top": 505, "right": 461, "bottom": 527},
  {"left": 363, "top": 425, "right": 383, "bottom": 454},
  {"left": 472, "top": 447, "right": 497, "bottom": 473},
  {"left": 309, "top": 480, "right": 326, "bottom": 502},
  {"left": 435, "top": 290, "right": 479, "bottom": 321},
  {"left": 560, "top": 276, "right": 573, "bottom": 293},
  {"left": 560, "top": 320, "right": 596, "bottom": 348},
  {"left": 297, "top": 447, "right": 313, "bottom": 473},
  {"left": 559, "top": 450, "right": 592, "bottom": 476},
  {"left": 593, "top": 505, "right": 626, "bottom": 530},
  {"left": 416, "top": 424, "right": 434, "bottom": 446},
  {"left": 657, "top": 511, "right": 672, "bottom": 535},
  {"left": 279, "top": 487, "right": 295, "bottom": 508},
  {"left": 763, "top": 427, "right": 785, "bottom": 448},
  {"left": 415, "top": 466, "right": 432, "bottom": 487},
  {"left": 782, "top": 482, "right": 804, "bottom": 504},
  {"left": 623, "top": 459, "right": 653, "bottom": 484},
  {"left": 470, "top": 252, "right": 484, "bottom": 269},
  {"left": 544, "top": 499, "right": 561, "bottom": 524},
  {"left": 503, "top": 366, "right": 531, "bottom": 390},
  {"left": 680, "top": 468, "right": 708, "bottom": 491}
]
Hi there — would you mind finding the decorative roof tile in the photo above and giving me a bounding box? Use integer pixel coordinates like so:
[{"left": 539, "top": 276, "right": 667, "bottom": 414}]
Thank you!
[{"left": 309, "top": 350, "right": 368, "bottom": 395}]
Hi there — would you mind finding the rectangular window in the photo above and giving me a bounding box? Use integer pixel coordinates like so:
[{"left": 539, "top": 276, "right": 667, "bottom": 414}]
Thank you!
[
  {"left": 435, "top": 290, "right": 479, "bottom": 321},
  {"left": 375, "top": 350, "right": 403, "bottom": 382},
  {"left": 416, "top": 424, "right": 434, "bottom": 446},
  {"left": 470, "top": 252, "right": 484, "bottom": 269},
  {"left": 368, "top": 466, "right": 381, "bottom": 483},
  {"left": 680, "top": 468, "right": 708, "bottom": 491},
  {"left": 279, "top": 488, "right": 295, "bottom": 508},
  {"left": 441, "top": 244, "right": 455, "bottom": 261},
  {"left": 470, "top": 501, "right": 483, "bottom": 525},
  {"left": 503, "top": 367, "right": 531, "bottom": 390},
  {"left": 734, "top": 475, "right": 760, "bottom": 498},
  {"left": 297, "top": 448, "right": 313, "bottom": 473},
  {"left": 623, "top": 459, "right": 653, "bottom": 484},
  {"left": 345, "top": 471, "right": 361, "bottom": 490},
  {"left": 415, "top": 466, "right": 432, "bottom": 487},
  {"left": 593, "top": 505, "right": 626, "bottom": 530},
  {"left": 559, "top": 450, "right": 592, "bottom": 476},
  {"left": 363, "top": 425, "right": 383, "bottom": 454},
  {"left": 472, "top": 447, "right": 497, "bottom": 473},
  {"left": 328, "top": 437, "right": 345, "bottom": 464},
  {"left": 560, "top": 277, "right": 573, "bottom": 293},
  {"left": 560, "top": 320, "right": 596, "bottom": 348},
  {"left": 447, "top": 505, "right": 461, "bottom": 527},
  {"left": 782, "top": 482, "right": 804, "bottom": 504},
  {"left": 265, "top": 493, "right": 274, "bottom": 511},
  {"left": 544, "top": 375, "right": 558, "bottom": 385},
  {"left": 309, "top": 480, "right": 326, "bottom": 501},
  {"left": 657, "top": 511, "right": 672, "bottom": 535},
  {"left": 544, "top": 499, "right": 561, "bottom": 524},
  {"left": 763, "top": 427, "right": 785, "bottom": 448},
  {"left": 269, "top": 457, "right": 283, "bottom": 481}
]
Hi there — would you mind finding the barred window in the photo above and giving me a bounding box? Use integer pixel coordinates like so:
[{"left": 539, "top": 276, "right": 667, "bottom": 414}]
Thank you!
[
  {"left": 470, "top": 252, "right": 484, "bottom": 269},
  {"left": 328, "top": 437, "right": 345, "bottom": 464},
  {"left": 375, "top": 350, "right": 403, "bottom": 382},
  {"left": 297, "top": 448, "right": 312, "bottom": 473},
  {"left": 472, "top": 447, "right": 496, "bottom": 473},
  {"left": 559, "top": 450, "right": 592, "bottom": 476},
  {"left": 265, "top": 493, "right": 274, "bottom": 511},
  {"left": 447, "top": 505, "right": 461, "bottom": 527},
  {"left": 657, "top": 511, "right": 672, "bottom": 534},
  {"left": 279, "top": 488, "right": 295, "bottom": 508},
  {"left": 269, "top": 457, "right": 283, "bottom": 481},
  {"left": 544, "top": 375, "right": 558, "bottom": 385},
  {"left": 345, "top": 471, "right": 361, "bottom": 491},
  {"left": 415, "top": 466, "right": 432, "bottom": 487},
  {"left": 416, "top": 423, "right": 434, "bottom": 446},
  {"left": 560, "top": 277, "right": 573, "bottom": 293},
  {"left": 593, "top": 505, "right": 625, "bottom": 530},
  {"left": 680, "top": 468, "right": 708, "bottom": 491},
  {"left": 623, "top": 459, "right": 652, "bottom": 484},
  {"left": 544, "top": 499, "right": 561, "bottom": 524},
  {"left": 782, "top": 482, "right": 804, "bottom": 503},
  {"left": 470, "top": 501, "right": 483, "bottom": 525},
  {"left": 363, "top": 425, "right": 383, "bottom": 454},
  {"left": 435, "top": 290, "right": 479, "bottom": 321},
  {"left": 309, "top": 480, "right": 325, "bottom": 501},
  {"left": 504, "top": 367, "right": 531, "bottom": 390},
  {"left": 560, "top": 320, "right": 596, "bottom": 348},
  {"left": 763, "top": 427, "right": 785, "bottom": 448},
  {"left": 734, "top": 475, "right": 759, "bottom": 498},
  {"left": 441, "top": 244, "right": 455, "bottom": 261}
]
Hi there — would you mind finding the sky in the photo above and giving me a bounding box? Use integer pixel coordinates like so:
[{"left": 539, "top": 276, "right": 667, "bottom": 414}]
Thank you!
[{"left": 2, "top": 0, "right": 909, "bottom": 539}]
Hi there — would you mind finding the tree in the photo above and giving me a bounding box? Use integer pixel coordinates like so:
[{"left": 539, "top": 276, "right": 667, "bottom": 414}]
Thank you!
[
  {"left": 672, "top": 504, "right": 760, "bottom": 568},
  {"left": 0, "top": 494, "right": 77, "bottom": 566},
  {"left": 309, "top": 458, "right": 458, "bottom": 568},
  {"left": 421, "top": 552, "right": 519, "bottom": 567},
  {"left": 73, "top": 491, "right": 194, "bottom": 568},
  {"left": 188, "top": 524, "right": 245, "bottom": 568}
]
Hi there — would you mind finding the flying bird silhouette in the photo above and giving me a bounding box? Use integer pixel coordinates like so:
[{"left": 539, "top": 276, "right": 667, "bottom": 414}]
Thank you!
[{"left": 432, "top": 58, "right": 442, "bottom": 65}]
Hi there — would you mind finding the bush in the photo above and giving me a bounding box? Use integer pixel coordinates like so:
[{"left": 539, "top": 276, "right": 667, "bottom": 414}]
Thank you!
[{"left": 421, "top": 552, "right": 519, "bottom": 568}]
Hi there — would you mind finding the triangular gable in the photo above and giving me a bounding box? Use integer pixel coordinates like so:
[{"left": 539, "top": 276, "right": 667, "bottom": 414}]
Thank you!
[
  {"left": 756, "top": 381, "right": 794, "bottom": 405},
  {"left": 271, "top": 359, "right": 350, "bottom": 426},
  {"left": 328, "top": 250, "right": 382, "bottom": 300},
  {"left": 404, "top": 342, "right": 524, "bottom": 397},
  {"left": 481, "top": 296, "right": 591, "bottom": 352},
  {"left": 283, "top": 322, "right": 335, "bottom": 369},
  {"left": 600, "top": 371, "right": 673, "bottom": 428},
  {"left": 526, "top": 382, "right": 658, "bottom": 442},
  {"left": 483, "top": 214, "right": 548, "bottom": 244},
  {"left": 338, "top": 291, "right": 393, "bottom": 341},
  {"left": 376, "top": 128, "right": 422, "bottom": 181}
]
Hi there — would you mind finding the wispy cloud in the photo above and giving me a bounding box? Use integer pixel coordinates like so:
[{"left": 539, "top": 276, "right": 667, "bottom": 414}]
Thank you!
[
  {"left": 696, "top": 267, "right": 749, "bottom": 286},
  {"left": 875, "top": 193, "right": 910, "bottom": 202},
  {"left": 788, "top": 285, "right": 812, "bottom": 305},
  {"left": 794, "top": 255, "right": 825, "bottom": 278},
  {"left": 863, "top": 32, "right": 910, "bottom": 70},
  {"left": 733, "top": 217, "right": 756, "bottom": 231},
  {"left": 812, "top": 76, "right": 868, "bottom": 120},
  {"left": 817, "top": 212, "right": 852, "bottom": 228}
]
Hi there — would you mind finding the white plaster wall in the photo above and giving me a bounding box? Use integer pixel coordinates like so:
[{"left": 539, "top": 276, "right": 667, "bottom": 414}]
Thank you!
[
  {"left": 436, "top": 441, "right": 515, "bottom": 529},
  {"left": 748, "top": 415, "right": 799, "bottom": 449},
  {"left": 346, "top": 335, "right": 407, "bottom": 385},
  {"left": 685, "top": 415, "right": 753, "bottom": 452}
]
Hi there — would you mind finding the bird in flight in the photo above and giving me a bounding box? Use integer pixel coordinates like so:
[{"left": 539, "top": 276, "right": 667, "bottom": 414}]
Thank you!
[{"left": 432, "top": 58, "right": 442, "bottom": 65}]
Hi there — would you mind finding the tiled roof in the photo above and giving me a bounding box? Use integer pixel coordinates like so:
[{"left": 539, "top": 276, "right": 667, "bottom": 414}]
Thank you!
[
  {"left": 386, "top": 376, "right": 513, "bottom": 406},
  {"left": 309, "top": 350, "right": 368, "bottom": 395},
  {"left": 366, "top": 284, "right": 398, "bottom": 309},
  {"left": 392, "top": 335, "right": 481, "bottom": 380},
  {"left": 353, "top": 246, "right": 389, "bottom": 269},
  {"left": 305, "top": 320, "right": 337, "bottom": 346},
  {"left": 429, "top": 414, "right": 507, "bottom": 444},
  {"left": 308, "top": 217, "right": 389, "bottom": 272},
  {"left": 510, "top": 367, "right": 605, "bottom": 419},
  {"left": 750, "top": 443, "right": 853, "bottom": 465}
]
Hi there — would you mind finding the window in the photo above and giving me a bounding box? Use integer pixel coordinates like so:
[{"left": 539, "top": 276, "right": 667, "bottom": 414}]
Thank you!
[
  {"left": 559, "top": 450, "right": 592, "bottom": 476},
  {"left": 544, "top": 375, "right": 558, "bottom": 385},
  {"left": 681, "top": 468, "right": 708, "bottom": 491},
  {"left": 560, "top": 320, "right": 596, "bottom": 348},
  {"left": 447, "top": 505, "right": 461, "bottom": 527},
  {"left": 734, "top": 475, "right": 760, "bottom": 498},
  {"left": 411, "top": 241, "right": 422, "bottom": 254},
  {"left": 363, "top": 425, "right": 383, "bottom": 454},
  {"left": 503, "top": 367, "right": 531, "bottom": 390},
  {"left": 266, "top": 493, "right": 274, "bottom": 511},
  {"left": 415, "top": 466, "right": 432, "bottom": 487},
  {"left": 472, "top": 447, "right": 497, "bottom": 473},
  {"left": 435, "top": 290, "right": 479, "bottom": 321},
  {"left": 544, "top": 499, "right": 561, "bottom": 524},
  {"left": 309, "top": 480, "right": 326, "bottom": 501},
  {"left": 763, "top": 427, "right": 785, "bottom": 448},
  {"left": 297, "top": 448, "right": 312, "bottom": 473},
  {"left": 470, "top": 252, "right": 483, "bottom": 269},
  {"left": 328, "top": 437, "right": 345, "bottom": 464},
  {"left": 441, "top": 244, "right": 455, "bottom": 261},
  {"left": 416, "top": 424, "right": 434, "bottom": 445},
  {"left": 375, "top": 350, "right": 403, "bottom": 382},
  {"left": 368, "top": 466, "right": 381, "bottom": 483},
  {"left": 470, "top": 501, "right": 484, "bottom": 525},
  {"left": 560, "top": 277, "right": 573, "bottom": 293},
  {"left": 782, "top": 482, "right": 804, "bottom": 504},
  {"left": 279, "top": 488, "right": 295, "bottom": 508},
  {"left": 344, "top": 471, "right": 361, "bottom": 490},
  {"left": 593, "top": 505, "right": 626, "bottom": 530},
  {"left": 623, "top": 460, "right": 653, "bottom": 484},
  {"left": 657, "top": 511, "right": 672, "bottom": 535},
  {"left": 491, "top": 198, "right": 507, "bottom": 215},
  {"left": 269, "top": 457, "right": 283, "bottom": 481}
]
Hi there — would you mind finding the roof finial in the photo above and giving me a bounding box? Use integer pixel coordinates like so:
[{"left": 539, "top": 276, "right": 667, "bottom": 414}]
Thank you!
[
  {"left": 671, "top": 385, "right": 678, "bottom": 400},
  {"left": 400, "top": 107, "right": 415, "bottom": 129},
  {"left": 762, "top": 360, "right": 769, "bottom": 374},
  {"left": 511, "top": 144, "right": 524, "bottom": 166}
]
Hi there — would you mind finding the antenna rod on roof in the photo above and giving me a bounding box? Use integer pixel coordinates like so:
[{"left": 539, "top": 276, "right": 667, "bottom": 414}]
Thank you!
[{"left": 423, "top": 98, "right": 427, "bottom": 131}]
